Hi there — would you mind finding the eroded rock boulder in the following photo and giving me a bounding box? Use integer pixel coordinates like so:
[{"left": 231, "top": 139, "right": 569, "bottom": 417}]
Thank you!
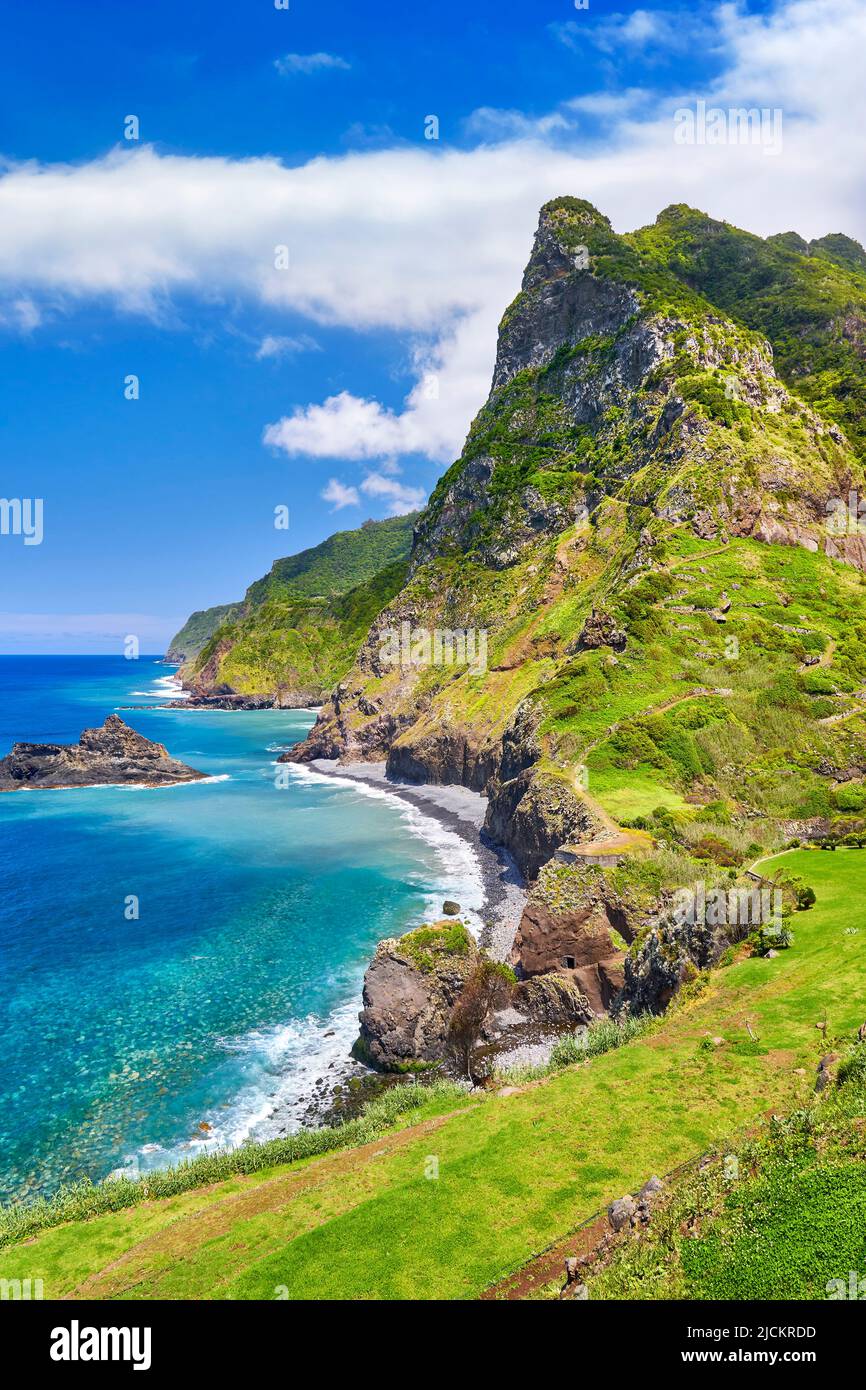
[
  {"left": 355, "top": 921, "right": 481, "bottom": 1072},
  {"left": 621, "top": 910, "right": 726, "bottom": 1015}
]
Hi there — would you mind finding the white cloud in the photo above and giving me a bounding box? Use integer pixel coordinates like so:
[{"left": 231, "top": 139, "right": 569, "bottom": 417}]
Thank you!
[
  {"left": 255, "top": 333, "right": 319, "bottom": 359},
  {"left": 564, "top": 89, "right": 650, "bottom": 118},
  {"left": 0, "top": 0, "right": 864, "bottom": 475},
  {"left": 0, "top": 295, "right": 40, "bottom": 332},
  {"left": 552, "top": 7, "right": 717, "bottom": 58},
  {"left": 321, "top": 478, "right": 360, "bottom": 511},
  {"left": 360, "top": 473, "right": 427, "bottom": 515},
  {"left": 463, "top": 107, "right": 572, "bottom": 143},
  {"left": 274, "top": 52, "right": 350, "bottom": 76},
  {"left": 266, "top": 392, "right": 409, "bottom": 459}
]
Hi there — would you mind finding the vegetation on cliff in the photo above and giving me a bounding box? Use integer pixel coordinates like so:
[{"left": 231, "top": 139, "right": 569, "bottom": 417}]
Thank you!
[
  {"left": 175, "top": 514, "right": 417, "bottom": 701},
  {"left": 289, "top": 197, "right": 866, "bottom": 888},
  {"left": 166, "top": 603, "right": 241, "bottom": 664}
]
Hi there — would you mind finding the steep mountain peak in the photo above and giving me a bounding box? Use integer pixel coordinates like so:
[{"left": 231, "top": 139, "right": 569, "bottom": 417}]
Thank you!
[
  {"left": 289, "top": 197, "right": 866, "bottom": 883},
  {"left": 540, "top": 195, "right": 613, "bottom": 235},
  {"left": 655, "top": 202, "right": 708, "bottom": 221},
  {"left": 767, "top": 231, "right": 810, "bottom": 255}
]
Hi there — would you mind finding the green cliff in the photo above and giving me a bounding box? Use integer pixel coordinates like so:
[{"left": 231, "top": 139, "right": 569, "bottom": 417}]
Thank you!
[
  {"left": 174, "top": 514, "right": 418, "bottom": 705},
  {"left": 166, "top": 603, "right": 242, "bottom": 664},
  {"left": 287, "top": 199, "right": 866, "bottom": 878}
]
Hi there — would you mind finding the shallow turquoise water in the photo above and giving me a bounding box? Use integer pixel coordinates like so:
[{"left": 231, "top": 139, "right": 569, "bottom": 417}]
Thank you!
[{"left": 0, "top": 657, "right": 482, "bottom": 1202}]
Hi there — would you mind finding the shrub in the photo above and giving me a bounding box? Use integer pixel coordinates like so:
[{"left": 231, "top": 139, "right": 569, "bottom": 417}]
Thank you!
[
  {"left": 837, "top": 1044, "right": 866, "bottom": 1089},
  {"left": 400, "top": 921, "right": 473, "bottom": 972},
  {"left": 749, "top": 923, "right": 793, "bottom": 956},
  {"left": 693, "top": 835, "right": 742, "bottom": 867},
  {"left": 447, "top": 959, "right": 515, "bottom": 1078},
  {"left": 833, "top": 783, "right": 866, "bottom": 813}
]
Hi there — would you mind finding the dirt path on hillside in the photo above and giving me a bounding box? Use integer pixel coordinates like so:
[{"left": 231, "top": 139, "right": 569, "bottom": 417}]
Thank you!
[
  {"left": 68, "top": 1108, "right": 472, "bottom": 1300},
  {"left": 579, "top": 686, "right": 734, "bottom": 763}
]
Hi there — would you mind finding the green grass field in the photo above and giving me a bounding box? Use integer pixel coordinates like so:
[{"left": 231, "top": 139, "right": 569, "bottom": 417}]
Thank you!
[{"left": 2, "top": 848, "right": 863, "bottom": 1300}]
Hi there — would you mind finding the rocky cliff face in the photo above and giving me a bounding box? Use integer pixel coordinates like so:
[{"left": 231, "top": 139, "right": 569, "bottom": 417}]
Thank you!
[
  {"left": 355, "top": 923, "right": 482, "bottom": 1072},
  {"left": 356, "top": 918, "right": 595, "bottom": 1072},
  {"left": 286, "top": 197, "right": 866, "bottom": 883},
  {"left": 621, "top": 913, "right": 726, "bottom": 1016},
  {"left": 0, "top": 715, "right": 205, "bottom": 791}
]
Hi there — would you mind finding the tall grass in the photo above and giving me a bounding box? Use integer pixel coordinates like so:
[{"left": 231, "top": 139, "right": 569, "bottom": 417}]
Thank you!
[
  {"left": 493, "top": 1012, "right": 658, "bottom": 1087},
  {"left": 550, "top": 1012, "right": 657, "bottom": 1067},
  {"left": 0, "top": 1077, "right": 469, "bottom": 1250}
]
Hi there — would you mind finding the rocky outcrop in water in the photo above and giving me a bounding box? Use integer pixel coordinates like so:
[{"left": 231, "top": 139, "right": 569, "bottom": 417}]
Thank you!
[
  {"left": 167, "top": 690, "right": 316, "bottom": 711},
  {"left": 355, "top": 923, "right": 483, "bottom": 1072},
  {"left": 0, "top": 715, "right": 206, "bottom": 792}
]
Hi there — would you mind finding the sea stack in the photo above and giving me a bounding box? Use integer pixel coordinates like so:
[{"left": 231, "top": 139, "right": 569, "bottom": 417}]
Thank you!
[{"left": 0, "top": 714, "right": 206, "bottom": 792}]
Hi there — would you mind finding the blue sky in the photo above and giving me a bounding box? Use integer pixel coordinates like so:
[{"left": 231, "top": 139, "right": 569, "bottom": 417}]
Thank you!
[{"left": 0, "top": 0, "right": 861, "bottom": 651}]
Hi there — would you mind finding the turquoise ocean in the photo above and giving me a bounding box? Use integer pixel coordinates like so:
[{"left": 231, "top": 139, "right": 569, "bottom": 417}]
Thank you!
[{"left": 0, "top": 656, "right": 483, "bottom": 1203}]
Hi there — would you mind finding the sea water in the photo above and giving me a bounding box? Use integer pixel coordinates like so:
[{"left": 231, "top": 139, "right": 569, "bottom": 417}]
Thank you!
[{"left": 0, "top": 656, "right": 483, "bottom": 1202}]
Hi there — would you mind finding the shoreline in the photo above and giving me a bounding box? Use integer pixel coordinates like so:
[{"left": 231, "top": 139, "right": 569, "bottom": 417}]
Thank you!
[
  {"left": 308, "top": 758, "right": 527, "bottom": 963},
  {"left": 248, "top": 758, "right": 528, "bottom": 1140}
]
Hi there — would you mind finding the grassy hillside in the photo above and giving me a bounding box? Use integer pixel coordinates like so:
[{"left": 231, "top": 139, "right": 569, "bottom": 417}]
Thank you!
[
  {"left": 243, "top": 515, "right": 417, "bottom": 606},
  {"left": 166, "top": 603, "right": 241, "bottom": 663},
  {"left": 181, "top": 514, "right": 417, "bottom": 699},
  {"left": 292, "top": 199, "right": 866, "bottom": 880},
  {"left": 3, "top": 847, "right": 862, "bottom": 1300},
  {"left": 585, "top": 1076, "right": 866, "bottom": 1301}
]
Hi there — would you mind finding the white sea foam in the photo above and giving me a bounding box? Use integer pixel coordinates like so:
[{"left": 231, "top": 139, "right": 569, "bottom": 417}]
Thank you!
[
  {"left": 124, "top": 994, "right": 364, "bottom": 1175},
  {"left": 135, "top": 672, "right": 190, "bottom": 702},
  {"left": 278, "top": 761, "right": 486, "bottom": 935},
  {"left": 121, "top": 760, "right": 488, "bottom": 1177}
]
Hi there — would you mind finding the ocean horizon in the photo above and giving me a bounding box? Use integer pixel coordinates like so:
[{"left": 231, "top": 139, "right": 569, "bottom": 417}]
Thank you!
[{"left": 0, "top": 655, "right": 484, "bottom": 1203}]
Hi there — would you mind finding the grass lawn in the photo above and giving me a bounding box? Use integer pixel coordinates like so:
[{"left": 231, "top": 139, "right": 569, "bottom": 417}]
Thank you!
[
  {"left": 2, "top": 849, "right": 864, "bottom": 1300},
  {"left": 586, "top": 754, "right": 690, "bottom": 820}
]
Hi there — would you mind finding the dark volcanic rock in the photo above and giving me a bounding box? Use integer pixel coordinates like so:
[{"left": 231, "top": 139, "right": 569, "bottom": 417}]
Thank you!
[
  {"left": 485, "top": 767, "right": 601, "bottom": 880},
  {"left": 621, "top": 911, "right": 726, "bottom": 1014},
  {"left": 0, "top": 714, "right": 206, "bottom": 792},
  {"left": 510, "top": 900, "right": 628, "bottom": 1015},
  {"left": 515, "top": 973, "right": 594, "bottom": 1028},
  {"left": 355, "top": 925, "right": 481, "bottom": 1072},
  {"left": 169, "top": 692, "right": 278, "bottom": 711},
  {"left": 573, "top": 608, "right": 628, "bottom": 653}
]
